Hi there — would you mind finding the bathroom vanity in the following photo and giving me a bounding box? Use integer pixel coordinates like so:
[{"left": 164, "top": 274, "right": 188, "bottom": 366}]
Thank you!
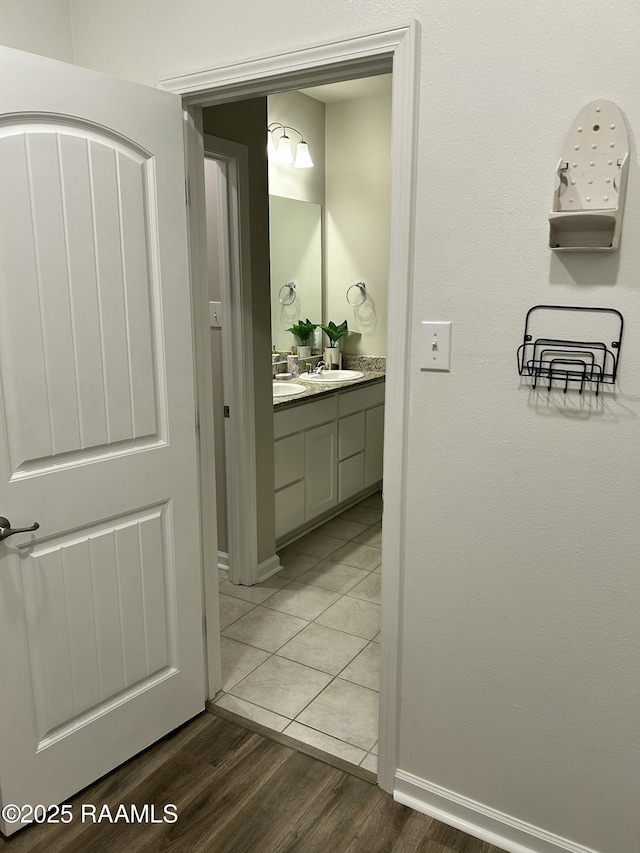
[{"left": 273, "top": 374, "right": 384, "bottom": 543}]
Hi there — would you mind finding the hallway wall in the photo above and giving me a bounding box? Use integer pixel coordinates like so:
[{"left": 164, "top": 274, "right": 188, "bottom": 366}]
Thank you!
[
  {"left": 8, "top": 3, "right": 640, "bottom": 852},
  {"left": 0, "top": 0, "right": 73, "bottom": 62}
]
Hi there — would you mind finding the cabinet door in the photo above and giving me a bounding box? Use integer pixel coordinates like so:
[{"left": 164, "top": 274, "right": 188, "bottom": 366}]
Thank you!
[
  {"left": 275, "top": 480, "right": 305, "bottom": 540},
  {"left": 339, "top": 452, "right": 365, "bottom": 502},
  {"left": 274, "top": 433, "right": 305, "bottom": 490},
  {"left": 338, "top": 411, "right": 365, "bottom": 461},
  {"left": 365, "top": 404, "right": 385, "bottom": 487},
  {"left": 305, "top": 421, "right": 337, "bottom": 520}
]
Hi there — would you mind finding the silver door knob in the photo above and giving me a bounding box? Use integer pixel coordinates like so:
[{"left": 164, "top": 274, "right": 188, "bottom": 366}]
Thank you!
[{"left": 0, "top": 516, "right": 40, "bottom": 541}]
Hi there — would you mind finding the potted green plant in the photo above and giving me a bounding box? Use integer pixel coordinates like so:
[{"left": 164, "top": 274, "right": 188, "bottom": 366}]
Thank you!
[
  {"left": 319, "top": 320, "right": 348, "bottom": 367},
  {"left": 286, "top": 318, "right": 317, "bottom": 358}
]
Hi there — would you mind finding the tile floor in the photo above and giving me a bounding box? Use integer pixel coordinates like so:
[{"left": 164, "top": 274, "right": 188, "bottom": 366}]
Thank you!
[{"left": 215, "top": 491, "right": 382, "bottom": 772}]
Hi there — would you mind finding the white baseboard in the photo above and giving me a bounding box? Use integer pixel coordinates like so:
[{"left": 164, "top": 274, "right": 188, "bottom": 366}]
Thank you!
[
  {"left": 257, "top": 553, "right": 283, "bottom": 582},
  {"left": 394, "top": 771, "right": 602, "bottom": 853},
  {"left": 218, "top": 551, "right": 281, "bottom": 583}
]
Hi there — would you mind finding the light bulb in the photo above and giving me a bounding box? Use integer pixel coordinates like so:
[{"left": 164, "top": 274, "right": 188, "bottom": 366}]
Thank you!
[
  {"left": 293, "top": 141, "right": 314, "bottom": 168},
  {"left": 276, "top": 134, "right": 294, "bottom": 164}
]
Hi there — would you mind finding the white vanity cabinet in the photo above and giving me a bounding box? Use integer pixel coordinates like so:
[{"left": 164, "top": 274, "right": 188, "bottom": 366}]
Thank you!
[
  {"left": 274, "top": 380, "right": 384, "bottom": 543},
  {"left": 364, "top": 404, "right": 384, "bottom": 485},
  {"left": 305, "top": 421, "right": 338, "bottom": 519},
  {"left": 274, "top": 432, "right": 305, "bottom": 540},
  {"left": 337, "top": 383, "right": 386, "bottom": 502},
  {"left": 338, "top": 412, "right": 365, "bottom": 502}
]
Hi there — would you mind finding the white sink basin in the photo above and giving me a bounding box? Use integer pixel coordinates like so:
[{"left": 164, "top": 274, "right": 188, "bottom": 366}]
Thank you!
[
  {"left": 300, "top": 370, "right": 364, "bottom": 383},
  {"left": 273, "top": 381, "right": 307, "bottom": 398}
]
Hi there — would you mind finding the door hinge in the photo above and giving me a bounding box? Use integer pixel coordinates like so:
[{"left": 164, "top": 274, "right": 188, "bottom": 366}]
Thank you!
[{"left": 223, "top": 406, "right": 230, "bottom": 418}]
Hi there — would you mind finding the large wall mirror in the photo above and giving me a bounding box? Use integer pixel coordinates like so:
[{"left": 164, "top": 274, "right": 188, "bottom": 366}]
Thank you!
[{"left": 269, "top": 195, "right": 322, "bottom": 352}]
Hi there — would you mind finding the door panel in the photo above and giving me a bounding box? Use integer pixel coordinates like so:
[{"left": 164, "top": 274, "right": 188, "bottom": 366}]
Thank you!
[
  {"left": 0, "top": 46, "right": 205, "bottom": 833},
  {"left": 21, "top": 505, "right": 171, "bottom": 745},
  {"left": 0, "top": 123, "right": 161, "bottom": 475}
]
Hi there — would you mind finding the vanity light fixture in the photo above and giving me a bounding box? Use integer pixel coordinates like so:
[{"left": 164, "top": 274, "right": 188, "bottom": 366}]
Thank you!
[{"left": 267, "top": 122, "right": 314, "bottom": 168}]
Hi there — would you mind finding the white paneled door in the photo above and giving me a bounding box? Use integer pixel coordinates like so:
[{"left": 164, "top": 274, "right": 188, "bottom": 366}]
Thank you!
[{"left": 0, "top": 47, "right": 205, "bottom": 834}]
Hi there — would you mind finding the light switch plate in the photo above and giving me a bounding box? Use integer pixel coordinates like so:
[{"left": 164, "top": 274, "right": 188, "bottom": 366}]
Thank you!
[
  {"left": 421, "top": 321, "right": 452, "bottom": 371},
  {"left": 209, "top": 301, "right": 222, "bottom": 328}
]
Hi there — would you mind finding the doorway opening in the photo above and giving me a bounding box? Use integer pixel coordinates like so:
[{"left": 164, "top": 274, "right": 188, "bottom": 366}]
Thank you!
[
  {"left": 162, "top": 21, "right": 419, "bottom": 793},
  {"left": 206, "top": 76, "right": 390, "bottom": 774}
]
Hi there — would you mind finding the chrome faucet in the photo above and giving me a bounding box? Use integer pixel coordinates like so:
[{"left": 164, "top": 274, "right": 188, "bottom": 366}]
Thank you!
[{"left": 308, "top": 361, "right": 327, "bottom": 374}]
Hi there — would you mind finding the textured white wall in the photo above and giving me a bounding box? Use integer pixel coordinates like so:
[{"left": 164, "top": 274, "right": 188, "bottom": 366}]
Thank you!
[
  {"left": 325, "top": 92, "right": 391, "bottom": 356},
  {"left": 67, "top": 3, "right": 640, "bottom": 852},
  {"left": 0, "top": 0, "right": 73, "bottom": 61}
]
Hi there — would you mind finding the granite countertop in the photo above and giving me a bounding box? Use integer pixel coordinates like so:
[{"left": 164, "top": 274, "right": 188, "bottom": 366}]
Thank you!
[{"left": 273, "top": 370, "right": 385, "bottom": 411}]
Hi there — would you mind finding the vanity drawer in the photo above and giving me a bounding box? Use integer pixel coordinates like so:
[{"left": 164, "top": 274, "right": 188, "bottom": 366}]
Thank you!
[
  {"left": 274, "top": 395, "right": 338, "bottom": 439},
  {"left": 338, "top": 381, "right": 385, "bottom": 417},
  {"left": 274, "top": 433, "right": 305, "bottom": 490}
]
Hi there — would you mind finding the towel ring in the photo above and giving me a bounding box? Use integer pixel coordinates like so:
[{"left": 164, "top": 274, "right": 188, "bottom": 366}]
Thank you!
[
  {"left": 279, "top": 282, "right": 297, "bottom": 305},
  {"left": 346, "top": 281, "right": 366, "bottom": 307}
]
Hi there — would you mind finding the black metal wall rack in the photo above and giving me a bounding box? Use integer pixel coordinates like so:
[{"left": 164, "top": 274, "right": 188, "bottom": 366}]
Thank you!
[{"left": 517, "top": 305, "right": 623, "bottom": 395}]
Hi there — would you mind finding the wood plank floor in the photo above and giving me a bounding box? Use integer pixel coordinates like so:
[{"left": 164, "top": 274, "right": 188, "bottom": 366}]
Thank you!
[{"left": 0, "top": 713, "right": 507, "bottom": 852}]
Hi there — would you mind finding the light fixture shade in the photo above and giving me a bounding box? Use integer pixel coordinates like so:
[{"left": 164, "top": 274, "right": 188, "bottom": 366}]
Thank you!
[
  {"left": 267, "top": 131, "right": 278, "bottom": 160},
  {"left": 293, "top": 141, "right": 314, "bottom": 168},
  {"left": 276, "top": 134, "right": 294, "bottom": 164}
]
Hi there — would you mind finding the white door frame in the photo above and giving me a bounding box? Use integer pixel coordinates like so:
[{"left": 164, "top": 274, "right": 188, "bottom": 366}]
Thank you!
[
  {"left": 203, "top": 135, "right": 258, "bottom": 589},
  {"left": 181, "top": 106, "right": 221, "bottom": 697},
  {"left": 162, "top": 21, "right": 421, "bottom": 793}
]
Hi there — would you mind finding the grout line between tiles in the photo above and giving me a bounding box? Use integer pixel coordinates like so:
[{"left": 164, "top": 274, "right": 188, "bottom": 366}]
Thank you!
[
  {"left": 272, "top": 643, "right": 365, "bottom": 679},
  {"left": 219, "top": 599, "right": 259, "bottom": 632},
  {"left": 330, "top": 639, "right": 378, "bottom": 683},
  {"left": 290, "top": 693, "right": 377, "bottom": 753},
  {"left": 230, "top": 628, "right": 366, "bottom": 682},
  {"left": 359, "top": 745, "right": 377, "bottom": 767},
  {"left": 217, "top": 692, "right": 292, "bottom": 726},
  {"left": 283, "top": 719, "right": 371, "bottom": 758},
  {"left": 224, "top": 596, "right": 379, "bottom": 658},
  {"left": 259, "top": 581, "right": 343, "bottom": 622},
  {"left": 219, "top": 637, "right": 274, "bottom": 692}
]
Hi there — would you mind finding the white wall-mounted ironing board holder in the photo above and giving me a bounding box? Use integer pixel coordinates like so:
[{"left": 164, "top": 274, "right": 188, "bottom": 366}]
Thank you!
[{"left": 549, "top": 100, "right": 629, "bottom": 251}]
